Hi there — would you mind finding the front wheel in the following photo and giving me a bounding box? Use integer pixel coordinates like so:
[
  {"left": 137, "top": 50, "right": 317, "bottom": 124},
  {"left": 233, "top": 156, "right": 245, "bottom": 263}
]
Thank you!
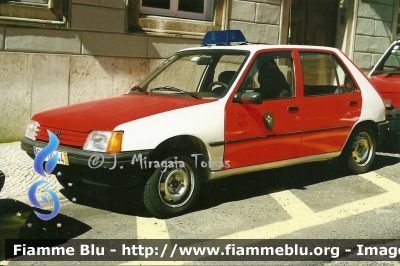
[
  {"left": 143, "top": 154, "right": 201, "bottom": 218},
  {"left": 346, "top": 127, "right": 376, "bottom": 174}
]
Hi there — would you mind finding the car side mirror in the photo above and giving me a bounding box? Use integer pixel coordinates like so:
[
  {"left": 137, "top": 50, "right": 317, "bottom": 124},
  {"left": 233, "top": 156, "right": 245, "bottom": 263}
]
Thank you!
[{"left": 233, "top": 92, "right": 262, "bottom": 104}]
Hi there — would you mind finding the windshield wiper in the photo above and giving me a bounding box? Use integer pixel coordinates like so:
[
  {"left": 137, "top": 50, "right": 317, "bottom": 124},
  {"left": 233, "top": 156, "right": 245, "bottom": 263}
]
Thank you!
[
  {"left": 130, "top": 85, "right": 150, "bottom": 95},
  {"left": 384, "top": 65, "right": 400, "bottom": 70},
  {"left": 150, "top": 86, "right": 202, "bottom": 99},
  {"left": 386, "top": 72, "right": 400, "bottom": 77},
  {"left": 371, "top": 65, "right": 400, "bottom": 76}
]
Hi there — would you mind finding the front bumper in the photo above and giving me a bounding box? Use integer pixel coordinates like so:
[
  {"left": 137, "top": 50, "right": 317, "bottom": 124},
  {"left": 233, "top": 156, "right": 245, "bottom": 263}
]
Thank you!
[
  {"left": 377, "top": 120, "right": 389, "bottom": 144},
  {"left": 385, "top": 108, "right": 400, "bottom": 134},
  {"left": 21, "top": 137, "right": 154, "bottom": 187}
]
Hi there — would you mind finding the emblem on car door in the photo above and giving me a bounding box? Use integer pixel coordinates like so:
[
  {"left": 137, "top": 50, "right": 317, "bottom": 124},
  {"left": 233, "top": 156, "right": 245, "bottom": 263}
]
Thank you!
[{"left": 263, "top": 111, "right": 275, "bottom": 131}]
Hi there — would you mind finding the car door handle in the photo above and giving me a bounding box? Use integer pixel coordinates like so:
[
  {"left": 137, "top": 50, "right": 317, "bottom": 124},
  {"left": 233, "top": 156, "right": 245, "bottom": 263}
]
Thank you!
[
  {"left": 349, "top": 100, "right": 358, "bottom": 107},
  {"left": 288, "top": 106, "right": 299, "bottom": 112}
]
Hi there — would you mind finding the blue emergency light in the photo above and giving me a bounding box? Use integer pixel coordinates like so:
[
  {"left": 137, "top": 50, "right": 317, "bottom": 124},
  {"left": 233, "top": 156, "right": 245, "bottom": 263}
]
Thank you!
[{"left": 201, "top": 30, "right": 247, "bottom": 46}]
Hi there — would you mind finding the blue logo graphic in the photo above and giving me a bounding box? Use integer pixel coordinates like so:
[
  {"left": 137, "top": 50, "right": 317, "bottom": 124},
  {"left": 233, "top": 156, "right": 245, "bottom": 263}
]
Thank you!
[
  {"left": 33, "top": 130, "right": 59, "bottom": 176},
  {"left": 28, "top": 180, "right": 61, "bottom": 221},
  {"left": 29, "top": 130, "right": 61, "bottom": 220}
]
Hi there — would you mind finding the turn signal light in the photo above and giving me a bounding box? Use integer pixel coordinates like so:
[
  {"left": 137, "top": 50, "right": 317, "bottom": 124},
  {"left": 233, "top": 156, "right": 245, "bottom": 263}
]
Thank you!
[{"left": 106, "top": 131, "right": 123, "bottom": 153}]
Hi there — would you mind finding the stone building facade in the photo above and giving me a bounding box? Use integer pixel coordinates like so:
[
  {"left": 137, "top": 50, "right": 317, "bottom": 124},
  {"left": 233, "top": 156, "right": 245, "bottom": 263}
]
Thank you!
[{"left": 0, "top": 0, "right": 399, "bottom": 142}]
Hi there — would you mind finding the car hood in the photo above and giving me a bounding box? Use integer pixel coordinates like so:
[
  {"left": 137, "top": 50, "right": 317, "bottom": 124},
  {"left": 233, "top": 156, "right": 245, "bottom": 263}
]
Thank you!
[
  {"left": 32, "top": 94, "right": 215, "bottom": 132},
  {"left": 369, "top": 73, "right": 400, "bottom": 91},
  {"left": 369, "top": 73, "right": 400, "bottom": 107}
]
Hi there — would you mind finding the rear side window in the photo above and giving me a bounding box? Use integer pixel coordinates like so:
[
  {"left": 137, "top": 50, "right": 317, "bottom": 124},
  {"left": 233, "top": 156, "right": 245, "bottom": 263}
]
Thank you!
[{"left": 300, "top": 52, "right": 358, "bottom": 96}]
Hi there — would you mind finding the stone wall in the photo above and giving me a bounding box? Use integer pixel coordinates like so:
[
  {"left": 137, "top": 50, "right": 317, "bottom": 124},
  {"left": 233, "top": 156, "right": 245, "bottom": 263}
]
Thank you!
[
  {"left": 354, "top": 0, "right": 395, "bottom": 70},
  {"left": 229, "top": 0, "right": 282, "bottom": 44},
  {"left": 0, "top": 0, "right": 200, "bottom": 142},
  {"left": 0, "top": 53, "right": 145, "bottom": 143}
]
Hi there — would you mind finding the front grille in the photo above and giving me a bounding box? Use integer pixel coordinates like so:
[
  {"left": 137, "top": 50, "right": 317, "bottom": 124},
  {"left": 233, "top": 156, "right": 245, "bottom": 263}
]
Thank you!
[{"left": 36, "top": 125, "right": 88, "bottom": 147}]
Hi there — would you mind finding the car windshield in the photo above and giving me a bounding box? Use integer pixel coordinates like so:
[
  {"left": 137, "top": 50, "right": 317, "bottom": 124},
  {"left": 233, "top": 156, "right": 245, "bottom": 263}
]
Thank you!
[
  {"left": 130, "top": 50, "right": 249, "bottom": 98},
  {"left": 371, "top": 43, "right": 400, "bottom": 75}
]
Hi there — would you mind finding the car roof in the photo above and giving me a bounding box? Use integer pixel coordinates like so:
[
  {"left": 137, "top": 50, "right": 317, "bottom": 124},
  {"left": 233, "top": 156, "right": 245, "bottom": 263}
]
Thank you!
[{"left": 180, "top": 44, "right": 341, "bottom": 53}]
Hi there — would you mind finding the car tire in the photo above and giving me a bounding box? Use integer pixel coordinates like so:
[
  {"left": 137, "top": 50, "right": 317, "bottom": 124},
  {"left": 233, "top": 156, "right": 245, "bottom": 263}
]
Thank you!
[
  {"left": 143, "top": 154, "right": 201, "bottom": 218},
  {"left": 346, "top": 126, "right": 376, "bottom": 174}
]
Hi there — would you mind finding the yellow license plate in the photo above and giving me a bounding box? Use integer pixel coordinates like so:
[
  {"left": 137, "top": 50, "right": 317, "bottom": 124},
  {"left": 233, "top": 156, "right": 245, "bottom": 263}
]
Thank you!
[{"left": 33, "top": 147, "right": 69, "bottom": 166}]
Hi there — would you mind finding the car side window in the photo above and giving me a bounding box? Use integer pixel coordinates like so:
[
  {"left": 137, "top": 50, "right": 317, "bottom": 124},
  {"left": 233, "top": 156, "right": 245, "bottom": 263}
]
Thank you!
[
  {"left": 239, "top": 52, "right": 295, "bottom": 100},
  {"left": 209, "top": 54, "right": 248, "bottom": 96},
  {"left": 300, "top": 52, "right": 358, "bottom": 96}
]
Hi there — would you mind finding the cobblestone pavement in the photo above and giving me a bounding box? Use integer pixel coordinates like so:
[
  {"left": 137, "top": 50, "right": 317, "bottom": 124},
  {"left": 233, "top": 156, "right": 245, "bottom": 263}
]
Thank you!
[{"left": 0, "top": 141, "right": 62, "bottom": 199}]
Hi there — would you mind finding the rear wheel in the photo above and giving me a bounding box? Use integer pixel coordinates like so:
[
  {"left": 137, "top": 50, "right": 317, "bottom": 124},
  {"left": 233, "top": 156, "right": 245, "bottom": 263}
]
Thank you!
[
  {"left": 346, "top": 127, "right": 376, "bottom": 174},
  {"left": 143, "top": 154, "right": 201, "bottom": 218}
]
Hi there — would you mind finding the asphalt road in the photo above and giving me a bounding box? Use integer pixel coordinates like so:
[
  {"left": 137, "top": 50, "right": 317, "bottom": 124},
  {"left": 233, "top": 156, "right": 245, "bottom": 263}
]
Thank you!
[{"left": 2, "top": 142, "right": 400, "bottom": 265}]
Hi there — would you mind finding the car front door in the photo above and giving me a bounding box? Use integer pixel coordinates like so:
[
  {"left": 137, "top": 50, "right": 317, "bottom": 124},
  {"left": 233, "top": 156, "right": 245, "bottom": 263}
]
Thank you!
[{"left": 224, "top": 51, "right": 303, "bottom": 169}]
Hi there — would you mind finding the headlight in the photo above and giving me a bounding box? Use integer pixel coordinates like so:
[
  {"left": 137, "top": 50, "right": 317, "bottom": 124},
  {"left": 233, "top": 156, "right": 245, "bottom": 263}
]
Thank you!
[
  {"left": 83, "top": 131, "right": 123, "bottom": 153},
  {"left": 384, "top": 99, "right": 393, "bottom": 109},
  {"left": 25, "top": 120, "right": 39, "bottom": 140}
]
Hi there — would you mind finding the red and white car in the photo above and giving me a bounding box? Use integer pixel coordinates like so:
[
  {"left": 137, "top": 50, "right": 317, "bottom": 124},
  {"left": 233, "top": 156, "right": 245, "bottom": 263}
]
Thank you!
[
  {"left": 368, "top": 40, "right": 400, "bottom": 136},
  {"left": 22, "top": 30, "right": 388, "bottom": 218}
]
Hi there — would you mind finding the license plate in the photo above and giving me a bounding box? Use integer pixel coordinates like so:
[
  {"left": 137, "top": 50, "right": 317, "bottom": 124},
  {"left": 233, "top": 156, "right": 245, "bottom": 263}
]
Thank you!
[{"left": 33, "top": 147, "right": 69, "bottom": 166}]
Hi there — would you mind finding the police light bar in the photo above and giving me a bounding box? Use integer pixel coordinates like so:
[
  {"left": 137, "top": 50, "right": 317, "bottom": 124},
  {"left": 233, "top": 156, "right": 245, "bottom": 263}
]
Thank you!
[{"left": 201, "top": 30, "right": 246, "bottom": 46}]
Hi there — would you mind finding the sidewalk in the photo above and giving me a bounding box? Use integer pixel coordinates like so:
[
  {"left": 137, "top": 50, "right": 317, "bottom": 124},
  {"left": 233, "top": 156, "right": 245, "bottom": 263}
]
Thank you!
[{"left": 0, "top": 142, "right": 62, "bottom": 199}]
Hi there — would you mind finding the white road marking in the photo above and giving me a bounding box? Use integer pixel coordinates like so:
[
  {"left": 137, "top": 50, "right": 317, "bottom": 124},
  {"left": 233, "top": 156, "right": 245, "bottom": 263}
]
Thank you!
[
  {"left": 359, "top": 171, "right": 400, "bottom": 192},
  {"left": 269, "top": 190, "right": 315, "bottom": 218},
  {"left": 222, "top": 189, "right": 400, "bottom": 239},
  {"left": 136, "top": 217, "right": 170, "bottom": 239},
  {"left": 119, "top": 218, "right": 174, "bottom": 265},
  {"left": 221, "top": 171, "right": 400, "bottom": 239}
]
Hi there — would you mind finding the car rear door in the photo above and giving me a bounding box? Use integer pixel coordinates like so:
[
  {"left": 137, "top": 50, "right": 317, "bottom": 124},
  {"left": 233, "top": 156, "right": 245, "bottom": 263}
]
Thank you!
[{"left": 297, "top": 50, "right": 362, "bottom": 157}]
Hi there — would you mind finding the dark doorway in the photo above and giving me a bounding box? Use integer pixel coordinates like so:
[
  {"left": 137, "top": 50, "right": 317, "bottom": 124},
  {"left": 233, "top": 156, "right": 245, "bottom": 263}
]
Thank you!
[{"left": 290, "top": 0, "right": 339, "bottom": 47}]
